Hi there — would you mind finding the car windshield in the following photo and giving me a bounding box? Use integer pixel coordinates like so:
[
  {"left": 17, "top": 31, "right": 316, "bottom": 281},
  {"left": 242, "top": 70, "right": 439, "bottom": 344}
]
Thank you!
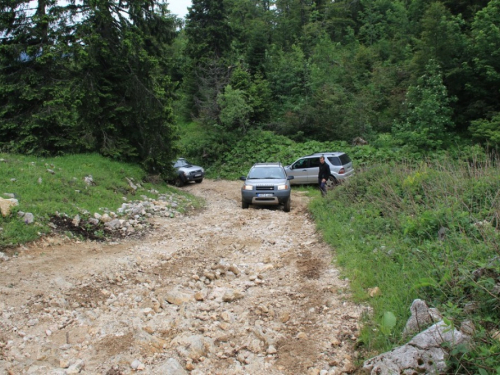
[
  {"left": 173, "top": 159, "right": 192, "bottom": 168},
  {"left": 248, "top": 167, "right": 286, "bottom": 179}
]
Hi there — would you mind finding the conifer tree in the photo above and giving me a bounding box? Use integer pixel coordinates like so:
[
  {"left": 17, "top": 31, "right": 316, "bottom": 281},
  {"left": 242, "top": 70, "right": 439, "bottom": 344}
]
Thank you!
[
  {"left": 73, "top": 0, "right": 179, "bottom": 173},
  {"left": 184, "top": 0, "right": 232, "bottom": 62},
  {"left": 182, "top": 0, "right": 233, "bottom": 121},
  {"left": 0, "top": 0, "right": 77, "bottom": 154}
]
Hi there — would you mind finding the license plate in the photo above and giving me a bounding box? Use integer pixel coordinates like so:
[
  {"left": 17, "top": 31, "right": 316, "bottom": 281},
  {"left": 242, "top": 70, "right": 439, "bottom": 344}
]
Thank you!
[
  {"left": 257, "top": 193, "right": 273, "bottom": 197},
  {"left": 194, "top": 174, "right": 201, "bottom": 177}
]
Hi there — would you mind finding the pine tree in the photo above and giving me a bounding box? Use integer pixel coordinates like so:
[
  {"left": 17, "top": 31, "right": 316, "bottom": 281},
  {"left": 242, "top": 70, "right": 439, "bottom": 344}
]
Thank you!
[
  {"left": 73, "top": 0, "right": 179, "bottom": 173},
  {"left": 182, "top": 0, "right": 233, "bottom": 121},
  {"left": 0, "top": 0, "right": 78, "bottom": 154},
  {"left": 184, "top": 0, "right": 232, "bottom": 62}
]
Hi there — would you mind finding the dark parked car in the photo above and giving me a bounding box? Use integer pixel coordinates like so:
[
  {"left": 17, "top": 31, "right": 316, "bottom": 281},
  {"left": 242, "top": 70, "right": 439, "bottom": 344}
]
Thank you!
[
  {"left": 240, "top": 162, "right": 294, "bottom": 212},
  {"left": 172, "top": 158, "right": 204, "bottom": 187}
]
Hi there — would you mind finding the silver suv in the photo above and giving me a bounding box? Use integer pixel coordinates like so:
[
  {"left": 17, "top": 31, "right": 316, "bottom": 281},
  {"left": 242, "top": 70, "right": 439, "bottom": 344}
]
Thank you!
[
  {"left": 172, "top": 158, "right": 205, "bottom": 187},
  {"left": 284, "top": 152, "right": 354, "bottom": 189},
  {"left": 240, "top": 163, "right": 294, "bottom": 212}
]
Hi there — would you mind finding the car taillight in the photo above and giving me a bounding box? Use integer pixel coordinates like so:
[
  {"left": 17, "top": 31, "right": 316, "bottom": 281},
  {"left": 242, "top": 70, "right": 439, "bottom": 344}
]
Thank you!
[{"left": 339, "top": 168, "right": 345, "bottom": 174}]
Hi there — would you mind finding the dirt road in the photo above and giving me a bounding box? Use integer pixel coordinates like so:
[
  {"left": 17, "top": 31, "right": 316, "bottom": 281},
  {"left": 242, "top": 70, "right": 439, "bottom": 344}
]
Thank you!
[{"left": 0, "top": 180, "right": 363, "bottom": 375}]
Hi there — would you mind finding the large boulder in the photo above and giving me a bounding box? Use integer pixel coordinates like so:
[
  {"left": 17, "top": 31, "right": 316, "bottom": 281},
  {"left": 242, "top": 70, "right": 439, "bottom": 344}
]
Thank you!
[{"left": 363, "top": 321, "right": 470, "bottom": 374}]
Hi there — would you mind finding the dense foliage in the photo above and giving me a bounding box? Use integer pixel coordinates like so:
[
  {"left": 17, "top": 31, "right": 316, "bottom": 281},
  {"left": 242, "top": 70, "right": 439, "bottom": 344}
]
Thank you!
[
  {"left": 2, "top": 0, "right": 500, "bottom": 167},
  {"left": 0, "top": 0, "right": 180, "bottom": 175},
  {"left": 2, "top": 1, "right": 500, "bottom": 371},
  {"left": 177, "top": 0, "right": 500, "bottom": 158}
]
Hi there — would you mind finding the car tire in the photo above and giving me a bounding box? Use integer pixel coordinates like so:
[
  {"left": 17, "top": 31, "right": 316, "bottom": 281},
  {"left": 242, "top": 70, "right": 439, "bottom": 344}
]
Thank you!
[
  {"left": 325, "top": 175, "right": 338, "bottom": 190},
  {"left": 175, "top": 177, "right": 184, "bottom": 187},
  {"left": 242, "top": 201, "right": 249, "bottom": 209},
  {"left": 283, "top": 198, "right": 291, "bottom": 212},
  {"left": 195, "top": 179, "right": 203, "bottom": 184}
]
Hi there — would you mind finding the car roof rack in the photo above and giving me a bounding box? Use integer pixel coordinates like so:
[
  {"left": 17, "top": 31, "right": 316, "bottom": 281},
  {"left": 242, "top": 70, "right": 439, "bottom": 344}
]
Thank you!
[
  {"left": 308, "top": 152, "right": 342, "bottom": 156},
  {"left": 253, "top": 162, "right": 282, "bottom": 166}
]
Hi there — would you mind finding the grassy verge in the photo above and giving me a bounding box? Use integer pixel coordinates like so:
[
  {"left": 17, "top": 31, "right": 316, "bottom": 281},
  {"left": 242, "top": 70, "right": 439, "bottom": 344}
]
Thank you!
[
  {"left": 309, "top": 153, "right": 500, "bottom": 372},
  {"left": 0, "top": 153, "right": 203, "bottom": 249}
]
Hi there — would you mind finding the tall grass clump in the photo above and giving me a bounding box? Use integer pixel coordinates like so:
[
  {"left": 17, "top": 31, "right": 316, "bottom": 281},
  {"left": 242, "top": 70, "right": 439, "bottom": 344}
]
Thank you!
[
  {"left": 310, "top": 150, "right": 500, "bottom": 373},
  {"left": 0, "top": 153, "right": 202, "bottom": 249}
]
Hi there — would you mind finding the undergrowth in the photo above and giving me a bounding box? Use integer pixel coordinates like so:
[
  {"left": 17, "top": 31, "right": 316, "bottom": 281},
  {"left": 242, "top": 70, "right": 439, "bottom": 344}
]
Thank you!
[
  {"left": 175, "top": 126, "right": 414, "bottom": 180},
  {"left": 310, "top": 151, "right": 500, "bottom": 373},
  {"left": 200, "top": 130, "right": 411, "bottom": 180}
]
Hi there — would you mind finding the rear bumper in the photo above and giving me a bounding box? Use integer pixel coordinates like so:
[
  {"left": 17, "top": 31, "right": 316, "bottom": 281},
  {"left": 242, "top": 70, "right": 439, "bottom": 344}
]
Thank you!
[{"left": 335, "top": 170, "right": 354, "bottom": 180}]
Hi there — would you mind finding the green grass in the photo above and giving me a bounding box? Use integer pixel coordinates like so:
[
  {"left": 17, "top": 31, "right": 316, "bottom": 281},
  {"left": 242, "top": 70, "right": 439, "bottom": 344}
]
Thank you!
[
  {"left": 0, "top": 153, "right": 203, "bottom": 249},
  {"left": 309, "top": 153, "right": 500, "bottom": 371}
]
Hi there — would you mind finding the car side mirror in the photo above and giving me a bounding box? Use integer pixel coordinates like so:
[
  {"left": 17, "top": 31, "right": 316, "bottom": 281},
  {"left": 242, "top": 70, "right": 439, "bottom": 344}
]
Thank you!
[
  {"left": 287, "top": 176, "right": 294, "bottom": 180},
  {"left": 239, "top": 176, "right": 246, "bottom": 181}
]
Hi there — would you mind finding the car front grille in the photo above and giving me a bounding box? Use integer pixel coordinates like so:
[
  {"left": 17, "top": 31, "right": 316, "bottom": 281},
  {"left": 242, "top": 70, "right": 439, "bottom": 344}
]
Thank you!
[
  {"left": 256, "top": 185, "right": 275, "bottom": 191},
  {"left": 189, "top": 169, "right": 203, "bottom": 176}
]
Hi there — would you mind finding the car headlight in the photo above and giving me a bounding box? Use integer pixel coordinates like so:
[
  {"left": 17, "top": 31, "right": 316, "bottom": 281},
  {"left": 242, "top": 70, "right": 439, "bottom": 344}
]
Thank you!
[
  {"left": 277, "top": 184, "right": 289, "bottom": 190},
  {"left": 243, "top": 185, "right": 253, "bottom": 191}
]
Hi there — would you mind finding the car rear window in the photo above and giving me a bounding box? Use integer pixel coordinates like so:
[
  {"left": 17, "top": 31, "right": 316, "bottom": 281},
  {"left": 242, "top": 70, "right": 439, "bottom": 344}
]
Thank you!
[
  {"left": 328, "top": 154, "right": 351, "bottom": 166},
  {"left": 327, "top": 156, "right": 341, "bottom": 166},
  {"left": 339, "top": 153, "right": 351, "bottom": 164}
]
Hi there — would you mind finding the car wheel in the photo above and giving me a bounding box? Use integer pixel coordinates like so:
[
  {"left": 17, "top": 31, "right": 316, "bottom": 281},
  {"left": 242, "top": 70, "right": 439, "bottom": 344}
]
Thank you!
[
  {"left": 175, "top": 177, "right": 184, "bottom": 187},
  {"left": 284, "top": 198, "right": 291, "bottom": 212},
  {"left": 325, "top": 176, "right": 338, "bottom": 190},
  {"left": 195, "top": 179, "right": 203, "bottom": 184},
  {"left": 242, "top": 201, "right": 249, "bottom": 209}
]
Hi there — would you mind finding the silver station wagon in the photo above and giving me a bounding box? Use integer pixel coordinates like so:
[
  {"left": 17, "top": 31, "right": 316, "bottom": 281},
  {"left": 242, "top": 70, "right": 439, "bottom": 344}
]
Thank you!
[{"left": 284, "top": 152, "right": 354, "bottom": 189}]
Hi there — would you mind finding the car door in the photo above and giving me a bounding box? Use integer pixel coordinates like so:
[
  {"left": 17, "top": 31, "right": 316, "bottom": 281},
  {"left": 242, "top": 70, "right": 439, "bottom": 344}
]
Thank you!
[
  {"left": 288, "top": 158, "right": 310, "bottom": 184},
  {"left": 306, "top": 157, "right": 321, "bottom": 183}
]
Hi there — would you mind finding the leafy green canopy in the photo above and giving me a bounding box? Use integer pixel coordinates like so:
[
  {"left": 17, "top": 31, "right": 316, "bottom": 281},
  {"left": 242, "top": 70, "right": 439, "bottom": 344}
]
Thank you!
[
  {"left": 175, "top": 0, "right": 499, "bottom": 156},
  {"left": 3, "top": 0, "right": 500, "bottom": 166}
]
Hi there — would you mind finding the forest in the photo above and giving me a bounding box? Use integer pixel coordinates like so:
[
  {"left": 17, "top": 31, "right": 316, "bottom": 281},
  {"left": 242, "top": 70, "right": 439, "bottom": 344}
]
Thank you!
[{"left": 1, "top": 0, "right": 499, "bottom": 173}]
